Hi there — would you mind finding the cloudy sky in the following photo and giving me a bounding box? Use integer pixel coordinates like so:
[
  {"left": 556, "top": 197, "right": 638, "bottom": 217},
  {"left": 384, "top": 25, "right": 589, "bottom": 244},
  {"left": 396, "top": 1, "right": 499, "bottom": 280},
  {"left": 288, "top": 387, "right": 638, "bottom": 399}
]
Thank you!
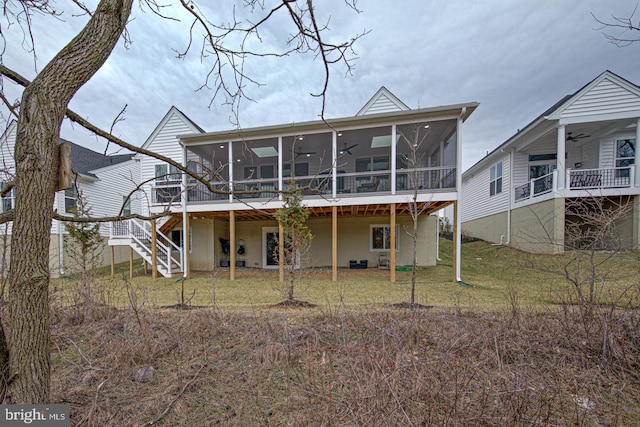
[{"left": 2, "top": 0, "right": 638, "bottom": 170}]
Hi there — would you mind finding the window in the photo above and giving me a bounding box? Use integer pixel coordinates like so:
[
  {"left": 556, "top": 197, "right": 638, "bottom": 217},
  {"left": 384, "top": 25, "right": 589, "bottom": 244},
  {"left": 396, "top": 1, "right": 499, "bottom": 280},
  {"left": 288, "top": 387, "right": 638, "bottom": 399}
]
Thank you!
[
  {"left": 122, "top": 196, "right": 131, "bottom": 216},
  {"left": 370, "top": 225, "right": 399, "bottom": 252},
  {"left": 616, "top": 138, "right": 635, "bottom": 178},
  {"left": 1, "top": 182, "right": 13, "bottom": 212},
  {"left": 65, "top": 186, "right": 77, "bottom": 214},
  {"left": 155, "top": 163, "right": 181, "bottom": 183},
  {"left": 490, "top": 162, "right": 503, "bottom": 196}
]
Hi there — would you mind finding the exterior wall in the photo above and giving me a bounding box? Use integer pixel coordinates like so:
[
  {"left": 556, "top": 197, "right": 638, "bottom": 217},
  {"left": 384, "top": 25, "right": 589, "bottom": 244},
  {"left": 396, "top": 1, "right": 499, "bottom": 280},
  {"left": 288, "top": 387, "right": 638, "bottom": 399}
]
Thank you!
[
  {"left": 186, "top": 214, "right": 438, "bottom": 270},
  {"left": 461, "top": 152, "right": 510, "bottom": 223},
  {"left": 140, "top": 111, "right": 201, "bottom": 216},
  {"left": 510, "top": 198, "right": 565, "bottom": 254},
  {"left": 461, "top": 211, "right": 509, "bottom": 245}
]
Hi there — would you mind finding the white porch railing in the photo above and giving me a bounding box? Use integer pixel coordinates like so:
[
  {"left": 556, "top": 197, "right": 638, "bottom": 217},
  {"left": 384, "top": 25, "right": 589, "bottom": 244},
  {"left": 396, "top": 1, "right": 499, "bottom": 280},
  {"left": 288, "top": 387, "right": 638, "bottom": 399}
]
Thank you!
[
  {"left": 567, "top": 167, "right": 633, "bottom": 190},
  {"left": 514, "top": 170, "right": 555, "bottom": 202},
  {"left": 110, "top": 219, "right": 183, "bottom": 276}
]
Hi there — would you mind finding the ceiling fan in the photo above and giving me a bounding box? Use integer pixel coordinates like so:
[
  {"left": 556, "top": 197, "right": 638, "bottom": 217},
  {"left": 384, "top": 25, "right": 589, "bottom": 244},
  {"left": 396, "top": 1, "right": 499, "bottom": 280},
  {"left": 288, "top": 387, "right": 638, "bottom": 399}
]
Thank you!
[
  {"left": 566, "top": 132, "right": 591, "bottom": 142},
  {"left": 295, "top": 147, "right": 316, "bottom": 158},
  {"left": 339, "top": 142, "right": 358, "bottom": 155}
]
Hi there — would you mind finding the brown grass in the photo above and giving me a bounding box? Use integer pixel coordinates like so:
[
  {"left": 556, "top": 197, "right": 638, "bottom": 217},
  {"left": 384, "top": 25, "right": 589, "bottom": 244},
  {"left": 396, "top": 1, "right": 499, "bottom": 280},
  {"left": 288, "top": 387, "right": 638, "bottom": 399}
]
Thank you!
[{"left": 50, "top": 301, "right": 640, "bottom": 426}]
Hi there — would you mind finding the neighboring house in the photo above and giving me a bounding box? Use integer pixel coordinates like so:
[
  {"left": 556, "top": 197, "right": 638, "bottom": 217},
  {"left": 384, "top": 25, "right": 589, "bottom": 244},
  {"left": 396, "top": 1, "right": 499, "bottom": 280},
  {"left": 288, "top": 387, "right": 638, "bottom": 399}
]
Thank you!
[
  {"left": 0, "top": 121, "right": 141, "bottom": 277},
  {"left": 110, "top": 88, "right": 478, "bottom": 280},
  {"left": 461, "top": 71, "right": 640, "bottom": 253}
]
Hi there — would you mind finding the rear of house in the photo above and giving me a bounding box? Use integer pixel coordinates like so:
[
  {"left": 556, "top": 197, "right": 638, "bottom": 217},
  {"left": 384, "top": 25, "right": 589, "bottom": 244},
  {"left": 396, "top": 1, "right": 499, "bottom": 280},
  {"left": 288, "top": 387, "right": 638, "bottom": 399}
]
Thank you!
[{"left": 111, "top": 88, "right": 478, "bottom": 280}]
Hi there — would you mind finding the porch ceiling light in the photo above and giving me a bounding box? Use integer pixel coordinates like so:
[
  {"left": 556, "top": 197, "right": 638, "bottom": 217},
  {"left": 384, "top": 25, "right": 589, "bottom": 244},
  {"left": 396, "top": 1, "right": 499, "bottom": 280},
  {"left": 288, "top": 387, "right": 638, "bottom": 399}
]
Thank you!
[
  {"left": 250, "top": 146, "right": 278, "bottom": 158},
  {"left": 371, "top": 135, "right": 400, "bottom": 148}
]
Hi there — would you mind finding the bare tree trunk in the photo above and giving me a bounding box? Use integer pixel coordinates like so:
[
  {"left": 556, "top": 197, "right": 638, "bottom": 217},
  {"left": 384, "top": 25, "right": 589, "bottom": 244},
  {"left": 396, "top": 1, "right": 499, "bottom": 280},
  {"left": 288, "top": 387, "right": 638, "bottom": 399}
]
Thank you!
[{"left": 4, "top": 0, "right": 133, "bottom": 403}]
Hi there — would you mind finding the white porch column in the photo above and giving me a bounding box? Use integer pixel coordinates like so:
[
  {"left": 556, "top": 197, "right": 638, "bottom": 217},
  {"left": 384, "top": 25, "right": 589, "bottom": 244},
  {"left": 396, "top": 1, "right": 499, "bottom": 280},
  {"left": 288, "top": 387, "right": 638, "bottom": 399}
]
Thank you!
[
  {"left": 391, "top": 124, "right": 397, "bottom": 194},
  {"left": 278, "top": 136, "right": 283, "bottom": 200},
  {"left": 332, "top": 132, "right": 337, "bottom": 198},
  {"left": 228, "top": 140, "right": 234, "bottom": 202},
  {"left": 556, "top": 125, "right": 566, "bottom": 190},
  {"left": 635, "top": 118, "right": 640, "bottom": 186},
  {"left": 182, "top": 144, "right": 189, "bottom": 278}
]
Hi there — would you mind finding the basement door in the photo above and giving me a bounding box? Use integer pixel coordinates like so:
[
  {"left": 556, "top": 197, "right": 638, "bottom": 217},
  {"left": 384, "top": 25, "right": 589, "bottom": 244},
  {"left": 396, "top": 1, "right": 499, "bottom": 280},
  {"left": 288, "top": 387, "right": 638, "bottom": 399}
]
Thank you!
[{"left": 262, "top": 227, "right": 279, "bottom": 269}]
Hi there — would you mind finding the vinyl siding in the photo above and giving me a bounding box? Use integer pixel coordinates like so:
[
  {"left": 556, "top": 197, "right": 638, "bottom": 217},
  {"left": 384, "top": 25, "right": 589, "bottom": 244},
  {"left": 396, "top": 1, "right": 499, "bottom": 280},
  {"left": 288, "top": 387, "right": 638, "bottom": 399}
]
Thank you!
[
  {"left": 360, "top": 94, "right": 406, "bottom": 115},
  {"left": 461, "top": 153, "right": 510, "bottom": 222},
  {"left": 599, "top": 138, "right": 615, "bottom": 169},
  {"left": 561, "top": 77, "right": 640, "bottom": 119},
  {"left": 73, "top": 160, "right": 141, "bottom": 236},
  {"left": 140, "top": 112, "right": 201, "bottom": 215}
]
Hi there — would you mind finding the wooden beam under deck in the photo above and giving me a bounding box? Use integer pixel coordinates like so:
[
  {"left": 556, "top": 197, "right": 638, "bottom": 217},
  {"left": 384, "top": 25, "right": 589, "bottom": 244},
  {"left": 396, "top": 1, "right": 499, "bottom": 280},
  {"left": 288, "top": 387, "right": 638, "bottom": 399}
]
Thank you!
[{"left": 182, "top": 200, "right": 453, "bottom": 222}]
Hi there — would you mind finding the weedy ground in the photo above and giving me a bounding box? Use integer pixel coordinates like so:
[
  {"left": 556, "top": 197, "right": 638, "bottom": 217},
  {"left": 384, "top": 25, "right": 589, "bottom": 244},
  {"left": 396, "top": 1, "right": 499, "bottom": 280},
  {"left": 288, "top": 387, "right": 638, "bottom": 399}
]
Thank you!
[{"left": 46, "top": 239, "right": 640, "bottom": 426}]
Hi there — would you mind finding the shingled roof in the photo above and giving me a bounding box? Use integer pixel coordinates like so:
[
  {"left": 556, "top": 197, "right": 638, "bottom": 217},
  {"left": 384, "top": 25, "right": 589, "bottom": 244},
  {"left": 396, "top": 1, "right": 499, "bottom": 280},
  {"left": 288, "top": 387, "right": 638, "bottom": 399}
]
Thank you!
[{"left": 67, "top": 141, "right": 134, "bottom": 178}]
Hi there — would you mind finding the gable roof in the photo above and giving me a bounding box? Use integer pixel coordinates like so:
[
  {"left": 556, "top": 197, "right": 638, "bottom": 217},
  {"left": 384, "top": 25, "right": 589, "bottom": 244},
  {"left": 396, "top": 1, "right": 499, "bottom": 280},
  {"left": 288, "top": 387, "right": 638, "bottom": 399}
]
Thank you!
[
  {"left": 545, "top": 70, "right": 640, "bottom": 123},
  {"left": 140, "top": 106, "right": 205, "bottom": 151},
  {"left": 357, "top": 86, "right": 410, "bottom": 116},
  {"left": 68, "top": 142, "right": 134, "bottom": 178},
  {"left": 463, "top": 70, "right": 640, "bottom": 177}
]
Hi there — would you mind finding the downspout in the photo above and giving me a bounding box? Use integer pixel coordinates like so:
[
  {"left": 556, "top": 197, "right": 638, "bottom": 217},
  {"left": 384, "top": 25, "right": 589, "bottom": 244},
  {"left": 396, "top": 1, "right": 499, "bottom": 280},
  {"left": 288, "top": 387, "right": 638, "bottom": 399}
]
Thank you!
[{"left": 506, "top": 148, "right": 514, "bottom": 245}]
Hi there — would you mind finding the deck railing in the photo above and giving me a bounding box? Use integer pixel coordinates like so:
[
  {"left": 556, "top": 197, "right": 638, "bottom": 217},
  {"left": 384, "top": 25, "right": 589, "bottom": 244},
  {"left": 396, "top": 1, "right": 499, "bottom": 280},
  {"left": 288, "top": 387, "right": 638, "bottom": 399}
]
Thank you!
[
  {"left": 514, "top": 171, "right": 555, "bottom": 202},
  {"left": 568, "top": 167, "right": 633, "bottom": 190},
  {"left": 150, "top": 166, "right": 458, "bottom": 204}
]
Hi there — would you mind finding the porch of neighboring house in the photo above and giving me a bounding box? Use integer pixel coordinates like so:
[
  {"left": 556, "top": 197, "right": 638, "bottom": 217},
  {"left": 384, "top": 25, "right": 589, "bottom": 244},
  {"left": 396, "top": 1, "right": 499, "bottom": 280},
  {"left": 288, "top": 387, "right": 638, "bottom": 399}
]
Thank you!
[{"left": 512, "top": 120, "right": 640, "bottom": 207}]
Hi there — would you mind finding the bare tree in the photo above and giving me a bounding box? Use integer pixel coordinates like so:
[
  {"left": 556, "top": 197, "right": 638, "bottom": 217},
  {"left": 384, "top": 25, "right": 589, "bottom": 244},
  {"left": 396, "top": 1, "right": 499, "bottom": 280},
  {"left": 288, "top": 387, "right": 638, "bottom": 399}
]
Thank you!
[
  {"left": 592, "top": 5, "right": 640, "bottom": 47},
  {"left": 398, "top": 124, "right": 431, "bottom": 306},
  {"left": 0, "top": 0, "right": 362, "bottom": 403}
]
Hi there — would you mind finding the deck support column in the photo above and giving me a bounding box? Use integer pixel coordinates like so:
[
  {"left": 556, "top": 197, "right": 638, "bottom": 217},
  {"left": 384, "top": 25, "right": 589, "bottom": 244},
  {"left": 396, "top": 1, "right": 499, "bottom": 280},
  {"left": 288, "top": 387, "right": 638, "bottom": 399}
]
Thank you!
[
  {"left": 110, "top": 246, "right": 115, "bottom": 279},
  {"left": 151, "top": 218, "right": 157, "bottom": 280},
  {"left": 230, "top": 210, "right": 236, "bottom": 281},
  {"left": 390, "top": 203, "right": 396, "bottom": 283},
  {"left": 332, "top": 205, "right": 337, "bottom": 282},
  {"left": 279, "top": 222, "right": 285, "bottom": 283}
]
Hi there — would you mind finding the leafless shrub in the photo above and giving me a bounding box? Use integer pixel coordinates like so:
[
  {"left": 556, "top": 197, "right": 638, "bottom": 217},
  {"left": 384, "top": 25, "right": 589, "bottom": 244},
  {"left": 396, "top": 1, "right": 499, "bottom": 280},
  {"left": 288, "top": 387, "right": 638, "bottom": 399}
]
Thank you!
[{"left": 48, "top": 303, "right": 640, "bottom": 426}]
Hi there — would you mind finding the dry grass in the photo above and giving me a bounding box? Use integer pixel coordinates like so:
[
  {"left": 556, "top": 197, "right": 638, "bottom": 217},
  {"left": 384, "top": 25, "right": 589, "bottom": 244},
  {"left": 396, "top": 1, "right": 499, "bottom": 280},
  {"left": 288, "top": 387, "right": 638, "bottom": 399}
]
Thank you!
[
  {"left": 44, "top": 238, "right": 640, "bottom": 425},
  {"left": 50, "top": 302, "right": 640, "bottom": 426}
]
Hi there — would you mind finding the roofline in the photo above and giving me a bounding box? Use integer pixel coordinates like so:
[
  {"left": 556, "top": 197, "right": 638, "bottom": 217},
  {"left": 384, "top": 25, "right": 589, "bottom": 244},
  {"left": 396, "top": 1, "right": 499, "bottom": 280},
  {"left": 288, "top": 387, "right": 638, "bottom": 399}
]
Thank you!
[
  {"left": 139, "top": 106, "right": 205, "bottom": 152},
  {"left": 462, "top": 71, "right": 628, "bottom": 178},
  {"left": 179, "top": 102, "right": 479, "bottom": 145}
]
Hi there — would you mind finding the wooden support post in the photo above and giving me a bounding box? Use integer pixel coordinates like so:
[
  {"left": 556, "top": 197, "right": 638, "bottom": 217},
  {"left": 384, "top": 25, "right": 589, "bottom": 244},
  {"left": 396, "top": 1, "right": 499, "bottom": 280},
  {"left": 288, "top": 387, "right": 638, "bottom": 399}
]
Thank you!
[
  {"left": 184, "top": 213, "right": 190, "bottom": 279},
  {"left": 151, "top": 218, "right": 157, "bottom": 280},
  {"left": 110, "top": 246, "right": 115, "bottom": 279},
  {"left": 279, "top": 222, "right": 284, "bottom": 283},
  {"left": 230, "top": 210, "right": 236, "bottom": 281},
  {"left": 390, "top": 203, "right": 396, "bottom": 283},
  {"left": 332, "top": 205, "right": 338, "bottom": 282},
  {"left": 129, "top": 247, "right": 134, "bottom": 279}
]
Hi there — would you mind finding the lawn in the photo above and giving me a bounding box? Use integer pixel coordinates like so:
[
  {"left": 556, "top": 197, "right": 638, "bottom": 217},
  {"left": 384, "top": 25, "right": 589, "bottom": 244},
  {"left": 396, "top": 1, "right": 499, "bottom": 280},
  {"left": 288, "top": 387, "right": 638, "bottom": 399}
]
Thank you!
[{"left": 54, "top": 238, "right": 640, "bottom": 310}]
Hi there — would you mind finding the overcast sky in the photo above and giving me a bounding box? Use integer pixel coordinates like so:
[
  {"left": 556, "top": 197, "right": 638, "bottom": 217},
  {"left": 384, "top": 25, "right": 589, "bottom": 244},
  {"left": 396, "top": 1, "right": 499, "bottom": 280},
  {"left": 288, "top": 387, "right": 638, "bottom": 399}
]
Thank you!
[{"left": 2, "top": 0, "right": 638, "bottom": 170}]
